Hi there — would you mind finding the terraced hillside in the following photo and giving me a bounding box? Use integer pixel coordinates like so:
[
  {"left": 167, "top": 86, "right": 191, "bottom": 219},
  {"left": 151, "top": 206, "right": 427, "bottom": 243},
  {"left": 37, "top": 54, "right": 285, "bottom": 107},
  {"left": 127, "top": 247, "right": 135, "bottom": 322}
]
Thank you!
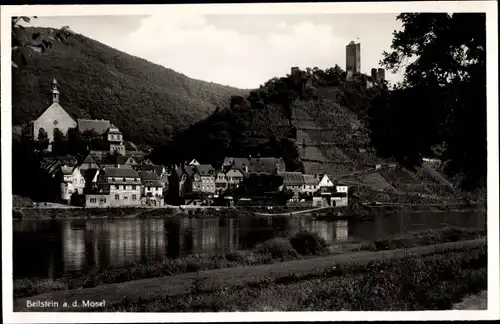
[{"left": 290, "top": 84, "right": 457, "bottom": 202}]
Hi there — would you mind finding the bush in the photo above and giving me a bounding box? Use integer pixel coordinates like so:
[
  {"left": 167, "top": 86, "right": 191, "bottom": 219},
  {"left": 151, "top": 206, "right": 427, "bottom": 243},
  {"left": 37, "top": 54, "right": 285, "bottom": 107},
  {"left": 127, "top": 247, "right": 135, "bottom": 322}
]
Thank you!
[
  {"left": 255, "top": 238, "right": 299, "bottom": 259},
  {"left": 290, "top": 231, "right": 329, "bottom": 255}
]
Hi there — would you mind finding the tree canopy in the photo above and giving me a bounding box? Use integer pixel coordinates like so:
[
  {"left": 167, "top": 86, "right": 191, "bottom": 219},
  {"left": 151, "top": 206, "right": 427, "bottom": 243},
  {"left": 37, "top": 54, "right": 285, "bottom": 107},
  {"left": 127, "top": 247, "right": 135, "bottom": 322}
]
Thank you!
[{"left": 368, "top": 13, "right": 486, "bottom": 190}]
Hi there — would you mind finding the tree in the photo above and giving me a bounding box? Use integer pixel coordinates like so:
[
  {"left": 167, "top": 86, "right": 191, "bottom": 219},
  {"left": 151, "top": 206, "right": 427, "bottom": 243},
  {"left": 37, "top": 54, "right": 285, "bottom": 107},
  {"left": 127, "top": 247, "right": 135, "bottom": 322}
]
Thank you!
[
  {"left": 52, "top": 128, "right": 68, "bottom": 156},
  {"left": 36, "top": 128, "right": 49, "bottom": 151},
  {"left": 371, "top": 13, "right": 486, "bottom": 190},
  {"left": 11, "top": 16, "right": 74, "bottom": 68}
]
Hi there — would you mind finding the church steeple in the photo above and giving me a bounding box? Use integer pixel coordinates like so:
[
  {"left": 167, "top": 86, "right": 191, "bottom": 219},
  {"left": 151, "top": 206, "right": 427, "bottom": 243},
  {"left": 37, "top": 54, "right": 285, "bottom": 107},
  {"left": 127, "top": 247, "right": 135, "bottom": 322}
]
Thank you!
[{"left": 51, "top": 77, "right": 59, "bottom": 103}]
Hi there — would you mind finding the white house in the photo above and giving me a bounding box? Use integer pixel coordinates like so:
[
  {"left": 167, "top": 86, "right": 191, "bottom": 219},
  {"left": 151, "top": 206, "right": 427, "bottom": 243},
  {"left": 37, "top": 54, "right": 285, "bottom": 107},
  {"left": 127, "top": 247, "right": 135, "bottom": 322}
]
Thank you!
[{"left": 60, "top": 165, "right": 85, "bottom": 203}]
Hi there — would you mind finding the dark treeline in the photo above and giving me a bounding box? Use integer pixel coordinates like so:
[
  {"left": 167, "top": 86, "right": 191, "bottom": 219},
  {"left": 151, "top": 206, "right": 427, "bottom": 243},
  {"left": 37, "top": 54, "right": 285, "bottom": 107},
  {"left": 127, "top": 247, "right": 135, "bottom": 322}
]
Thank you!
[{"left": 367, "top": 13, "right": 486, "bottom": 190}]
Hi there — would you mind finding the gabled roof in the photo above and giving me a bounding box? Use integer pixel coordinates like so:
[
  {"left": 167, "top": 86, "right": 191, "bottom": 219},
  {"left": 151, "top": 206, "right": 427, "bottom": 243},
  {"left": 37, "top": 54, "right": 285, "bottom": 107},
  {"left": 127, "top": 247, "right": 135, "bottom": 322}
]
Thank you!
[
  {"left": 77, "top": 119, "right": 111, "bottom": 135},
  {"left": 194, "top": 164, "right": 214, "bottom": 176},
  {"left": 303, "top": 174, "right": 318, "bottom": 185},
  {"left": 103, "top": 167, "right": 140, "bottom": 179}
]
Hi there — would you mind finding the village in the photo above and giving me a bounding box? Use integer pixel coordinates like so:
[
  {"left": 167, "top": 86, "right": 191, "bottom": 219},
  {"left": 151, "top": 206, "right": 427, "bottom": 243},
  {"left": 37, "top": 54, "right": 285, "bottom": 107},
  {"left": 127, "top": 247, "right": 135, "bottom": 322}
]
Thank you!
[{"left": 27, "top": 78, "right": 349, "bottom": 210}]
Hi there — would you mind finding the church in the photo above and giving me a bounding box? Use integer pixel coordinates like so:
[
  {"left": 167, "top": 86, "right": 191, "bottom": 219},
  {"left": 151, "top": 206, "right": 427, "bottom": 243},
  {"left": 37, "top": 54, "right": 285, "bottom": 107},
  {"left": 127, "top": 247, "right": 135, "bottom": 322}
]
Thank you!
[
  {"left": 32, "top": 78, "right": 77, "bottom": 148},
  {"left": 31, "top": 78, "right": 126, "bottom": 155}
]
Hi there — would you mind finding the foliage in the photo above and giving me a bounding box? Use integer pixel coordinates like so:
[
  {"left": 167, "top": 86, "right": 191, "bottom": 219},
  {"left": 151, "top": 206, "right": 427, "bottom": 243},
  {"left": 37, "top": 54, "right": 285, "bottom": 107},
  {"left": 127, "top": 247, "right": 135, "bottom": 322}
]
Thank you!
[
  {"left": 12, "top": 27, "right": 247, "bottom": 146},
  {"left": 11, "top": 16, "right": 74, "bottom": 68},
  {"left": 370, "top": 13, "right": 486, "bottom": 190},
  {"left": 290, "top": 231, "right": 330, "bottom": 255},
  {"left": 254, "top": 237, "right": 299, "bottom": 259}
]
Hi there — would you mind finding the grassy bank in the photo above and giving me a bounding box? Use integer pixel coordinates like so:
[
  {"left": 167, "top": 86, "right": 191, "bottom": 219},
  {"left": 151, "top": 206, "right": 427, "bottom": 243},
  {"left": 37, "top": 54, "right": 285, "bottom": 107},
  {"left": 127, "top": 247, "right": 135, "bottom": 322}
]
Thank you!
[
  {"left": 130, "top": 244, "right": 485, "bottom": 311},
  {"left": 13, "top": 227, "right": 484, "bottom": 300},
  {"left": 14, "top": 239, "right": 486, "bottom": 311}
]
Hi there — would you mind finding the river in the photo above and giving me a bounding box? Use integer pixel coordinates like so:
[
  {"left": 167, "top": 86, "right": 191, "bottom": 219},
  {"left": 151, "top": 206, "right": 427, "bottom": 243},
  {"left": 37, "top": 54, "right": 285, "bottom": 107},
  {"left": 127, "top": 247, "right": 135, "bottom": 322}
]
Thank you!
[{"left": 12, "top": 210, "right": 485, "bottom": 279}]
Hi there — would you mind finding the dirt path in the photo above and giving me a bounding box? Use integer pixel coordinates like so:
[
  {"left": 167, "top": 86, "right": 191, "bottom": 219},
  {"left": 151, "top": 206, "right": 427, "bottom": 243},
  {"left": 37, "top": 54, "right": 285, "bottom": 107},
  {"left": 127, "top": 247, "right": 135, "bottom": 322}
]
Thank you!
[{"left": 14, "top": 238, "right": 486, "bottom": 312}]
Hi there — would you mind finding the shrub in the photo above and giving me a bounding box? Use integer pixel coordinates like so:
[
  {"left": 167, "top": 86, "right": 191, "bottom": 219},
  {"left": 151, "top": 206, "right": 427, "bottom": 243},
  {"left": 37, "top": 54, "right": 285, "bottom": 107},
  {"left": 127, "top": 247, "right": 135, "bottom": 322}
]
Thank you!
[
  {"left": 255, "top": 238, "right": 299, "bottom": 259},
  {"left": 290, "top": 231, "right": 329, "bottom": 255}
]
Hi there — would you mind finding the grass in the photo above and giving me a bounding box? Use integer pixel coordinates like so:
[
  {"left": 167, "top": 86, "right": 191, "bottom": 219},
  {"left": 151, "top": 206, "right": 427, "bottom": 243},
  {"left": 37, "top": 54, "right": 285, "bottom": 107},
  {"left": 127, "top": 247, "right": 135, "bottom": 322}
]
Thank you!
[
  {"left": 13, "top": 227, "right": 485, "bottom": 300},
  {"left": 13, "top": 239, "right": 486, "bottom": 311},
  {"left": 105, "top": 244, "right": 487, "bottom": 311},
  {"left": 358, "top": 227, "right": 486, "bottom": 252}
]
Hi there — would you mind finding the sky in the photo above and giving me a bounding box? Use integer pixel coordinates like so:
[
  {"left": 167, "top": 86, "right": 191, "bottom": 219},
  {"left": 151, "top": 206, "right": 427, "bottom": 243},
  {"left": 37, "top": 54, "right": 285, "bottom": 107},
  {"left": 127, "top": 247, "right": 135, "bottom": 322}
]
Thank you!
[{"left": 29, "top": 14, "right": 404, "bottom": 89}]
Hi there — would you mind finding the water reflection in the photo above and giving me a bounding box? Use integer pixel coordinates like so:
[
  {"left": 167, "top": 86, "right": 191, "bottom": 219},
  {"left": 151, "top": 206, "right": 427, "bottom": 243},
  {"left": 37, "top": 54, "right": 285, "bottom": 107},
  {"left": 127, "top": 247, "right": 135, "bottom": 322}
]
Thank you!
[{"left": 13, "top": 210, "right": 486, "bottom": 279}]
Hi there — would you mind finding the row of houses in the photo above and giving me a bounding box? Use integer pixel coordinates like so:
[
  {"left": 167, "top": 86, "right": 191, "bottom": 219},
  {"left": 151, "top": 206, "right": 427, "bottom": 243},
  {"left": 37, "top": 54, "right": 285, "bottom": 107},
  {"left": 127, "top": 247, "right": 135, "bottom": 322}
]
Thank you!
[{"left": 168, "top": 157, "right": 348, "bottom": 207}]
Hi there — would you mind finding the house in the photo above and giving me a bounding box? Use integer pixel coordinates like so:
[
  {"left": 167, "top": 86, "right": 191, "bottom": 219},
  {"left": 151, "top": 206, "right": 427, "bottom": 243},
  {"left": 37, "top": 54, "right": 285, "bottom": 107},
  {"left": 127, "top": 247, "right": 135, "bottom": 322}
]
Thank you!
[
  {"left": 60, "top": 165, "right": 85, "bottom": 203},
  {"left": 77, "top": 119, "right": 126, "bottom": 155},
  {"left": 281, "top": 172, "right": 319, "bottom": 196},
  {"left": 192, "top": 164, "right": 216, "bottom": 194},
  {"left": 215, "top": 170, "right": 228, "bottom": 193},
  {"left": 92, "top": 166, "right": 142, "bottom": 207},
  {"left": 32, "top": 78, "right": 77, "bottom": 150},
  {"left": 138, "top": 171, "right": 163, "bottom": 198},
  {"left": 225, "top": 168, "right": 244, "bottom": 189},
  {"left": 105, "top": 124, "right": 125, "bottom": 155},
  {"left": 138, "top": 171, "right": 164, "bottom": 207},
  {"left": 312, "top": 185, "right": 349, "bottom": 207}
]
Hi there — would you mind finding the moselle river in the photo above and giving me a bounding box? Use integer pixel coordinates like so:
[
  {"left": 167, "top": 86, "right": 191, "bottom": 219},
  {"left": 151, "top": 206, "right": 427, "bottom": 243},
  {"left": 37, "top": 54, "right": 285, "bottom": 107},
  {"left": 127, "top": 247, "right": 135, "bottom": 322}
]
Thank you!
[{"left": 12, "top": 210, "right": 486, "bottom": 279}]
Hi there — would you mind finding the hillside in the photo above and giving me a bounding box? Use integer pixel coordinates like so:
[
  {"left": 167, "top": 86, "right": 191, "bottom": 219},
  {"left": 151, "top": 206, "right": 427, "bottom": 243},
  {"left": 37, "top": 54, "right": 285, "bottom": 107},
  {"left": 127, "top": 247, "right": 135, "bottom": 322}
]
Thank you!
[
  {"left": 152, "top": 66, "right": 470, "bottom": 203},
  {"left": 12, "top": 27, "right": 247, "bottom": 145}
]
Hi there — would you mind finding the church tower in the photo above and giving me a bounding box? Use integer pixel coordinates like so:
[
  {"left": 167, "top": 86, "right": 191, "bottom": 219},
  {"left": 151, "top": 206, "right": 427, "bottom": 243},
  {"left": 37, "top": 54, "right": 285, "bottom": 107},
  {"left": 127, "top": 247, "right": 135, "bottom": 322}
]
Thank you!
[{"left": 52, "top": 77, "right": 59, "bottom": 103}]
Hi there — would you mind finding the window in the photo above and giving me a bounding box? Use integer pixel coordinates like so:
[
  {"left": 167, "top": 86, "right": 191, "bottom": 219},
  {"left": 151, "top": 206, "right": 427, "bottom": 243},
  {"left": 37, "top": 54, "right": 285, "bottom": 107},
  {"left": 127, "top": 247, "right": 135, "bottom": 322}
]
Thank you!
[
  {"left": 132, "top": 185, "right": 136, "bottom": 190},
  {"left": 124, "top": 196, "right": 128, "bottom": 200},
  {"left": 132, "top": 195, "right": 137, "bottom": 200},
  {"left": 112, "top": 178, "right": 116, "bottom": 182},
  {"left": 123, "top": 177, "right": 126, "bottom": 182},
  {"left": 147, "top": 186, "right": 151, "bottom": 190},
  {"left": 115, "top": 194, "right": 119, "bottom": 200},
  {"left": 134, "top": 178, "right": 138, "bottom": 182},
  {"left": 90, "top": 198, "right": 97, "bottom": 203},
  {"left": 99, "top": 198, "right": 106, "bottom": 203}
]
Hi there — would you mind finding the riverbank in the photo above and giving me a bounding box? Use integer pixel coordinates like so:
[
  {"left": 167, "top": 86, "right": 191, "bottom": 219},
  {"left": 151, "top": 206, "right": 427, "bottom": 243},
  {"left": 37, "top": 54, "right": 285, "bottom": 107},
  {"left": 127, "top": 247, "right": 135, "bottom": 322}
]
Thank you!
[
  {"left": 13, "top": 227, "right": 486, "bottom": 300},
  {"left": 12, "top": 201, "right": 485, "bottom": 220},
  {"left": 14, "top": 238, "right": 486, "bottom": 311}
]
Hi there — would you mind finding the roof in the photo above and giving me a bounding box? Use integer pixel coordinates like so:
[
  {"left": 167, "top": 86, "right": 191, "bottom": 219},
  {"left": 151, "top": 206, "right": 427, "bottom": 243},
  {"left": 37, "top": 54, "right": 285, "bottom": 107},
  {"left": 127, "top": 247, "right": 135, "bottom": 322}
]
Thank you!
[
  {"left": 248, "top": 157, "right": 285, "bottom": 174},
  {"left": 77, "top": 119, "right": 111, "bottom": 135},
  {"left": 303, "top": 174, "right": 318, "bottom": 185},
  {"left": 138, "top": 171, "right": 160, "bottom": 181},
  {"left": 172, "top": 165, "right": 195, "bottom": 179},
  {"left": 282, "top": 172, "right": 305, "bottom": 186},
  {"left": 195, "top": 164, "right": 214, "bottom": 176},
  {"left": 138, "top": 171, "right": 163, "bottom": 187},
  {"left": 103, "top": 167, "right": 140, "bottom": 179},
  {"left": 223, "top": 156, "right": 286, "bottom": 174},
  {"left": 133, "top": 164, "right": 155, "bottom": 172}
]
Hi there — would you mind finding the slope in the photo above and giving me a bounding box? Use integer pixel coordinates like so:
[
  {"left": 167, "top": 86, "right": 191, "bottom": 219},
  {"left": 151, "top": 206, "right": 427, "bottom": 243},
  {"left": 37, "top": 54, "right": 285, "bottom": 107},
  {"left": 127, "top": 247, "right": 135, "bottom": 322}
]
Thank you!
[
  {"left": 12, "top": 27, "right": 247, "bottom": 146},
  {"left": 152, "top": 66, "right": 459, "bottom": 202}
]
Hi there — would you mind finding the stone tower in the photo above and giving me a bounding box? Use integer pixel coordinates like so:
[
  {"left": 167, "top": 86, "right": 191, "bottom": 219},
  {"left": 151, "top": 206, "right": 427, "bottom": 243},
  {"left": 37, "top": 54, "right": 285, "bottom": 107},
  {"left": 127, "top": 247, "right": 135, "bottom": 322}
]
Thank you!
[{"left": 346, "top": 41, "right": 361, "bottom": 74}]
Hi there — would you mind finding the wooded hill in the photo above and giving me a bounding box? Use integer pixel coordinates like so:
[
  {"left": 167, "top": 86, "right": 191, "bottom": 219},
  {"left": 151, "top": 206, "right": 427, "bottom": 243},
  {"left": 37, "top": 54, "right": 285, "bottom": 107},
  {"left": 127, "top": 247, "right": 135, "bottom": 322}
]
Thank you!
[{"left": 12, "top": 27, "right": 247, "bottom": 146}]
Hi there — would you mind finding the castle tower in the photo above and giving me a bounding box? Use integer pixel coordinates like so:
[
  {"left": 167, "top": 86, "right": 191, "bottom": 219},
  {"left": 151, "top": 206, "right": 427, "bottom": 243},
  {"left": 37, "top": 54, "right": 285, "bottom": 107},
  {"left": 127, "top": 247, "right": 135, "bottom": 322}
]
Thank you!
[
  {"left": 346, "top": 41, "right": 361, "bottom": 74},
  {"left": 51, "top": 77, "right": 59, "bottom": 103},
  {"left": 377, "top": 68, "right": 386, "bottom": 81}
]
